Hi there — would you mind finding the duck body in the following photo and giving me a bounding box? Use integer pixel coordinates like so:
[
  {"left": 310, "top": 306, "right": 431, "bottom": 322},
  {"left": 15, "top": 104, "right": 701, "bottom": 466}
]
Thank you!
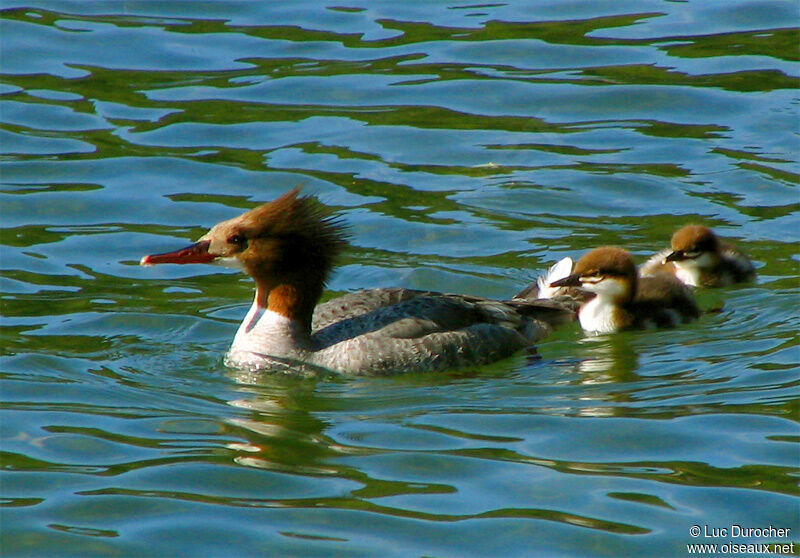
[
  {"left": 142, "top": 189, "right": 572, "bottom": 375},
  {"left": 549, "top": 246, "right": 700, "bottom": 335},
  {"left": 641, "top": 225, "right": 755, "bottom": 287},
  {"left": 226, "top": 286, "right": 570, "bottom": 375},
  {"left": 580, "top": 273, "right": 700, "bottom": 333}
]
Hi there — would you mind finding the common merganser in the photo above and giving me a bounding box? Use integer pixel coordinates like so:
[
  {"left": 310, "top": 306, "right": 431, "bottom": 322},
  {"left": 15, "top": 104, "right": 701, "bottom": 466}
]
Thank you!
[
  {"left": 641, "top": 225, "right": 756, "bottom": 287},
  {"left": 548, "top": 246, "right": 700, "bottom": 334},
  {"left": 140, "top": 189, "right": 573, "bottom": 375}
]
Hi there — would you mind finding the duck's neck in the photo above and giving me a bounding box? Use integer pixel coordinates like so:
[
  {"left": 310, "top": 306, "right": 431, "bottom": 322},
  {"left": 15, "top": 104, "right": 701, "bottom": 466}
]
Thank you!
[
  {"left": 233, "top": 281, "right": 322, "bottom": 348},
  {"left": 262, "top": 281, "right": 322, "bottom": 335},
  {"left": 229, "top": 280, "right": 322, "bottom": 361}
]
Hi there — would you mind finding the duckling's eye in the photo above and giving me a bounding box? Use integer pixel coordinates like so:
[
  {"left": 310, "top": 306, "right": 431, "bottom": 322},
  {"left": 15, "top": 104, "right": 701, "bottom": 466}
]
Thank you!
[
  {"left": 228, "top": 233, "right": 246, "bottom": 246},
  {"left": 684, "top": 249, "right": 701, "bottom": 258},
  {"left": 581, "top": 273, "right": 604, "bottom": 284}
]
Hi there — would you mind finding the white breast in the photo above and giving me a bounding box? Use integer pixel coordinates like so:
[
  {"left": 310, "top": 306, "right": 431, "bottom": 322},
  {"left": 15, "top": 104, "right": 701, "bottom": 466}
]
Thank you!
[
  {"left": 578, "top": 297, "right": 621, "bottom": 334},
  {"left": 226, "top": 302, "right": 310, "bottom": 368},
  {"left": 674, "top": 262, "right": 701, "bottom": 287}
]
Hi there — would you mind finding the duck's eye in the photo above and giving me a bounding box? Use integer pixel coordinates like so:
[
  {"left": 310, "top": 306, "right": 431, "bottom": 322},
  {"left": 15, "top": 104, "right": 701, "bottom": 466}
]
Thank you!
[{"left": 228, "top": 234, "right": 246, "bottom": 246}]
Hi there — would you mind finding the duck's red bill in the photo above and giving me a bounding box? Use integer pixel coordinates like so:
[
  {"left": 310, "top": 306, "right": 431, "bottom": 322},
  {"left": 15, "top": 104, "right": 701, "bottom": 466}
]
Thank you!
[{"left": 140, "top": 241, "right": 215, "bottom": 266}]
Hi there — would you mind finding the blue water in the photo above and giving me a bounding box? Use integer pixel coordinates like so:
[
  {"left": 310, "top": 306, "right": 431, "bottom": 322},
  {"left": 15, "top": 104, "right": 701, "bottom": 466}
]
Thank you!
[{"left": 1, "top": 1, "right": 799, "bottom": 556}]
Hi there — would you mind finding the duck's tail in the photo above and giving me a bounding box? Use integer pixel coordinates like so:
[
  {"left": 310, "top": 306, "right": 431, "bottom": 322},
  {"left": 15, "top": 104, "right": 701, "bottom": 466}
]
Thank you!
[{"left": 514, "top": 257, "right": 573, "bottom": 301}]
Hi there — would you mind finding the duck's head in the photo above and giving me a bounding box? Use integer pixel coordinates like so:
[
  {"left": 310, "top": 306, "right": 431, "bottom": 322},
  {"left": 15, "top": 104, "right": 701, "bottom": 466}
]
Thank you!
[
  {"left": 550, "top": 246, "right": 636, "bottom": 303},
  {"left": 141, "top": 188, "right": 348, "bottom": 321},
  {"left": 663, "top": 224, "right": 720, "bottom": 269}
]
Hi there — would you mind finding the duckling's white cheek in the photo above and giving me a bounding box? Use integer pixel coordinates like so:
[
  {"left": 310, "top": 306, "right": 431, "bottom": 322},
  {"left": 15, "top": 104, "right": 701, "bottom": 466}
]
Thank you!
[
  {"left": 674, "top": 252, "right": 714, "bottom": 270},
  {"left": 581, "top": 282, "right": 601, "bottom": 294},
  {"left": 590, "top": 278, "right": 626, "bottom": 298},
  {"left": 694, "top": 252, "right": 716, "bottom": 268}
]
